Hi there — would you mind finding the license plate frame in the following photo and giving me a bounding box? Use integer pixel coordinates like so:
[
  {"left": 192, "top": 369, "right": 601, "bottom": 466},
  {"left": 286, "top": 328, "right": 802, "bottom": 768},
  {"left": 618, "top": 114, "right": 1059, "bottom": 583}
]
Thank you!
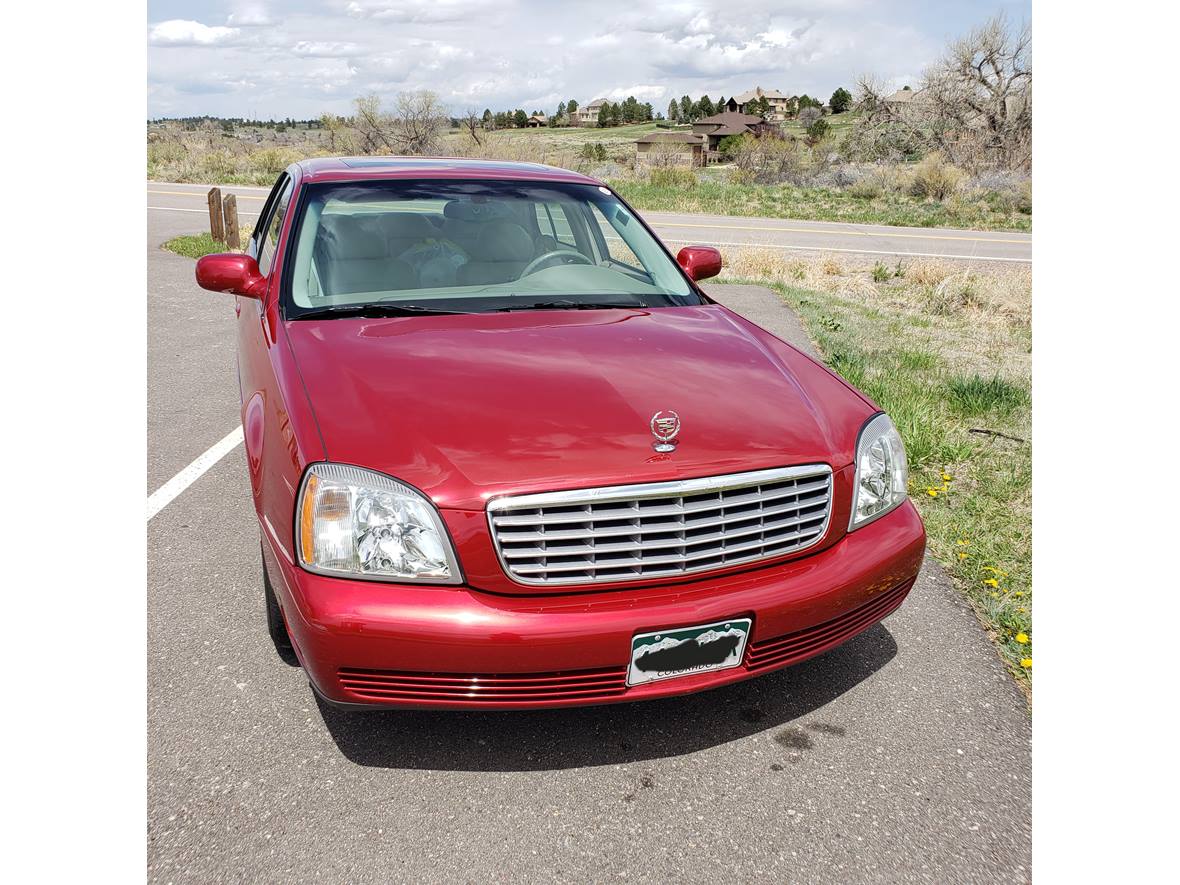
[{"left": 627, "top": 617, "right": 752, "bottom": 687}]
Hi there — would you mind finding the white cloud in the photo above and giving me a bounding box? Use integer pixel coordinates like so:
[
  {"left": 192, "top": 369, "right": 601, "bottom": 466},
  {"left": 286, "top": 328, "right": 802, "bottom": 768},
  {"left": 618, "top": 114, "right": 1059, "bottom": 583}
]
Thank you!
[
  {"left": 149, "top": 20, "right": 241, "bottom": 47},
  {"left": 227, "top": 4, "right": 273, "bottom": 27},
  {"left": 147, "top": 0, "right": 1007, "bottom": 120},
  {"left": 292, "top": 41, "right": 361, "bottom": 58}
]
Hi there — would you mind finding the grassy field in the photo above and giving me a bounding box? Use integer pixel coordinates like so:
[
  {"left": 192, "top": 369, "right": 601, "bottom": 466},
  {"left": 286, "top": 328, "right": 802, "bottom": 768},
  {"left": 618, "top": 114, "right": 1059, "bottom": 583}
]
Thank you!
[
  {"left": 614, "top": 178, "right": 1031, "bottom": 231},
  {"left": 721, "top": 251, "right": 1032, "bottom": 691}
]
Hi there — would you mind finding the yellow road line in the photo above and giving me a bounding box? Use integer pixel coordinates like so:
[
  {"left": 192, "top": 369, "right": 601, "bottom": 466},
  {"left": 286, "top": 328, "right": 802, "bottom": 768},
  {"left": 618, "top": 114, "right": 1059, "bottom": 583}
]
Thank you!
[
  {"left": 647, "top": 219, "right": 1028, "bottom": 244},
  {"left": 148, "top": 189, "right": 267, "bottom": 201}
]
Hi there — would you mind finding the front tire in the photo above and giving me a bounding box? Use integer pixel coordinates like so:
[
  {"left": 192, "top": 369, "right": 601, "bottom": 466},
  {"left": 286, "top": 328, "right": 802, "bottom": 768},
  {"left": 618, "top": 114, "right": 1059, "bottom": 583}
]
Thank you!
[{"left": 262, "top": 543, "right": 300, "bottom": 666}]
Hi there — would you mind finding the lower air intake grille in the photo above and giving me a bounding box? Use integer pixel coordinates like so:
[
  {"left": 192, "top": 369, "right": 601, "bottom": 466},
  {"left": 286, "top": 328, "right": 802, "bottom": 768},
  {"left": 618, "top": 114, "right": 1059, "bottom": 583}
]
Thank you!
[
  {"left": 337, "top": 666, "right": 629, "bottom": 704},
  {"left": 488, "top": 465, "right": 833, "bottom": 586},
  {"left": 746, "top": 577, "right": 915, "bottom": 671}
]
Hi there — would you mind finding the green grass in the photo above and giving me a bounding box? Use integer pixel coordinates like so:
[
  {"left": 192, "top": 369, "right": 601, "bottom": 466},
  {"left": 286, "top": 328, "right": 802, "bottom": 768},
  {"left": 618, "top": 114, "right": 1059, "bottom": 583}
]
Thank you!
[
  {"left": 726, "top": 273, "right": 1033, "bottom": 691},
  {"left": 610, "top": 179, "right": 1031, "bottom": 232},
  {"left": 162, "top": 232, "right": 226, "bottom": 259}
]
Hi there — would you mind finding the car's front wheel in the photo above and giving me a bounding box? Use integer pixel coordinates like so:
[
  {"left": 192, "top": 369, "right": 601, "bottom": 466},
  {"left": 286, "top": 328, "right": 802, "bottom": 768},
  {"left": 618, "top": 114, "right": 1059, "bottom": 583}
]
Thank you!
[{"left": 262, "top": 543, "right": 300, "bottom": 666}]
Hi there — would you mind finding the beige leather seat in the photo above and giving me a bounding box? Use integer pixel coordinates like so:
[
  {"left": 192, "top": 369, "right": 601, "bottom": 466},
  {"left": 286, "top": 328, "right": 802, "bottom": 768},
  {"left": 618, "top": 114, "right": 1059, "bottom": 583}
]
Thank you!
[
  {"left": 320, "top": 215, "right": 417, "bottom": 296},
  {"left": 456, "top": 221, "right": 536, "bottom": 286}
]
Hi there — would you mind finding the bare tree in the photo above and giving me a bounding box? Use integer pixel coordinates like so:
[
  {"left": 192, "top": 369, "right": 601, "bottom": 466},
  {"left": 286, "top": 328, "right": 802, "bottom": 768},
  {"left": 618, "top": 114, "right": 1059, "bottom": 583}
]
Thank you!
[
  {"left": 391, "top": 90, "right": 448, "bottom": 155},
  {"left": 350, "top": 91, "right": 449, "bottom": 156},
  {"left": 849, "top": 16, "right": 1031, "bottom": 170},
  {"left": 920, "top": 14, "right": 1031, "bottom": 169},
  {"left": 352, "top": 94, "right": 397, "bottom": 154},
  {"left": 461, "top": 107, "right": 483, "bottom": 146}
]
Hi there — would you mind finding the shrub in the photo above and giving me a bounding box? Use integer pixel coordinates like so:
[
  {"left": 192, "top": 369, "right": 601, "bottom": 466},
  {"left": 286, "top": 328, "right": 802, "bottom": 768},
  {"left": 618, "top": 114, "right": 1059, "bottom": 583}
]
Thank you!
[
  {"left": 250, "top": 147, "right": 303, "bottom": 175},
  {"left": 871, "top": 262, "right": 891, "bottom": 283},
  {"left": 846, "top": 177, "right": 883, "bottom": 199},
  {"left": 579, "top": 142, "right": 607, "bottom": 161},
  {"left": 909, "top": 152, "right": 967, "bottom": 201},
  {"left": 649, "top": 166, "right": 697, "bottom": 189},
  {"left": 717, "top": 134, "right": 745, "bottom": 159}
]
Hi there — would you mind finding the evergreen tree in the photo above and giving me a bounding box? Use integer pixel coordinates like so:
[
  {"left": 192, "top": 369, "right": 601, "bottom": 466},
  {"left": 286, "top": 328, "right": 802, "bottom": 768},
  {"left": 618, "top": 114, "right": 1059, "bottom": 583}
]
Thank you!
[
  {"left": 667, "top": 100, "right": 679, "bottom": 122},
  {"left": 513, "top": 109, "right": 528, "bottom": 128},
  {"left": 680, "top": 95, "right": 692, "bottom": 121},
  {"left": 829, "top": 87, "right": 852, "bottom": 113},
  {"left": 698, "top": 94, "right": 714, "bottom": 117}
]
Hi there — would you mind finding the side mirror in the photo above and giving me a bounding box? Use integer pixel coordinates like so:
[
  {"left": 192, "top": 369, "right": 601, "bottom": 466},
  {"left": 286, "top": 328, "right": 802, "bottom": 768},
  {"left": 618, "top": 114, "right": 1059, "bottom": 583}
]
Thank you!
[
  {"left": 195, "top": 253, "right": 267, "bottom": 298},
  {"left": 676, "top": 246, "right": 723, "bottom": 281}
]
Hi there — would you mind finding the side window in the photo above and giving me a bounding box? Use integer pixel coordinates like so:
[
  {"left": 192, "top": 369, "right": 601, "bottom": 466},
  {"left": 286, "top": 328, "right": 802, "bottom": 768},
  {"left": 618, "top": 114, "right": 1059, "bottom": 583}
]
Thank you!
[
  {"left": 533, "top": 202, "right": 578, "bottom": 249},
  {"left": 257, "top": 179, "right": 294, "bottom": 276}
]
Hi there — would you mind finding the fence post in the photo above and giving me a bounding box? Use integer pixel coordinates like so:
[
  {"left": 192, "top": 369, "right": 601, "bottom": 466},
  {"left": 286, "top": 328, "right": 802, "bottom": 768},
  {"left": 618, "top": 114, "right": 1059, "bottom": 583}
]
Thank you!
[
  {"left": 207, "top": 187, "right": 224, "bottom": 242},
  {"left": 223, "top": 194, "right": 240, "bottom": 251}
]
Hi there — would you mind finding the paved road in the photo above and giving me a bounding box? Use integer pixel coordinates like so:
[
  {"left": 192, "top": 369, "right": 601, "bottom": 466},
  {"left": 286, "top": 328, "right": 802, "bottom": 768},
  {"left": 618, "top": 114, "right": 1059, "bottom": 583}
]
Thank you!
[
  {"left": 147, "top": 209, "right": 1031, "bottom": 882},
  {"left": 147, "top": 180, "right": 1031, "bottom": 264}
]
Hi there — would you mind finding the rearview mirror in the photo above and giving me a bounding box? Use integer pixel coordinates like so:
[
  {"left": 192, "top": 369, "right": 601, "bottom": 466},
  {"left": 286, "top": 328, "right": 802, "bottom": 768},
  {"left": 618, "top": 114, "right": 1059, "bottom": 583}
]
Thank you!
[
  {"left": 676, "top": 246, "right": 723, "bottom": 282},
  {"left": 195, "top": 253, "right": 267, "bottom": 298}
]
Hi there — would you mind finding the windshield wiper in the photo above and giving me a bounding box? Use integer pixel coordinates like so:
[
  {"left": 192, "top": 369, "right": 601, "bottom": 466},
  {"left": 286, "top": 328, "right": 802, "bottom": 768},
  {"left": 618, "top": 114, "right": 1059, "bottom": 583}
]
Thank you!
[
  {"left": 492, "top": 299, "right": 648, "bottom": 312},
  {"left": 291, "top": 303, "right": 463, "bottom": 320}
]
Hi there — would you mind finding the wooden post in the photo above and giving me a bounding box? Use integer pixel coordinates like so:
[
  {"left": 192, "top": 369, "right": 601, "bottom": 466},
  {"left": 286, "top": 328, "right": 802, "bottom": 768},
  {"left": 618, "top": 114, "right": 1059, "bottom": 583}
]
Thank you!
[
  {"left": 207, "top": 187, "right": 224, "bottom": 242},
  {"left": 222, "top": 194, "right": 240, "bottom": 251}
]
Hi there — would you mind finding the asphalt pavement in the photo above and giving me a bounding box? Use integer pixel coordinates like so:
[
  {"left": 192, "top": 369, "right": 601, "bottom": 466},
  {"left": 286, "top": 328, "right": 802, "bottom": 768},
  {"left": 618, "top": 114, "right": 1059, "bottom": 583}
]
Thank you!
[
  {"left": 147, "top": 180, "right": 1032, "bottom": 265},
  {"left": 146, "top": 202, "right": 1031, "bottom": 883}
]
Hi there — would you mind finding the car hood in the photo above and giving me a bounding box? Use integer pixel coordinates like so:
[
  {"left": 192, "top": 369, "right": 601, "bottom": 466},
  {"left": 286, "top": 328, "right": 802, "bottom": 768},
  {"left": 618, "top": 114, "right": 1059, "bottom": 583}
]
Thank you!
[{"left": 284, "top": 305, "right": 875, "bottom": 510}]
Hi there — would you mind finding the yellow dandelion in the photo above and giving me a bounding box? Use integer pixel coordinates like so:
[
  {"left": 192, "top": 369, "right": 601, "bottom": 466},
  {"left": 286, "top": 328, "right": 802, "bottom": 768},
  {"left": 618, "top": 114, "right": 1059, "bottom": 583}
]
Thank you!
[
  {"left": 1018, "top": 607, "right": 1027, "bottom": 613},
  {"left": 957, "top": 539, "right": 970, "bottom": 547},
  {"left": 958, "top": 552, "right": 968, "bottom": 560},
  {"left": 982, "top": 566, "right": 1008, "bottom": 576},
  {"left": 1020, "top": 658, "right": 1032, "bottom": 669},
  {"left": 1013, "top": 591, "right": 1024, "bottom": 597},
  {"left": 983, "top": 578, "right": 999, "bottom": 588},
  {"left": 926, "top": 488, "right": 939, "bottom": 497},
  {"left": 1016, "top": 632, "right": 1029, "bottom": 644},
  {"left": 942, "top": 472, "right": 952, "bottom": 481}
]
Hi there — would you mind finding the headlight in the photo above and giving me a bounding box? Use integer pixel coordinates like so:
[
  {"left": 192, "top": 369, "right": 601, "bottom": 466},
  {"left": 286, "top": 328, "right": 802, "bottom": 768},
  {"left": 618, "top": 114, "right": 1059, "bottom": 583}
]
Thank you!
[
  {"left": 296, "top": 464, "right": 460, "bottom": 583},
  {"left": 849, "top": 413, "right": 909, "bottom": 530}
]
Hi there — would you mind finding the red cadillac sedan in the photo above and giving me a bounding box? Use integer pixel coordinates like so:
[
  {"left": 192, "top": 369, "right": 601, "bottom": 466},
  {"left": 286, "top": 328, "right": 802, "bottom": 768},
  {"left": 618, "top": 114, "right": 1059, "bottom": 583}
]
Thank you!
[{"left": 196, "top": 157, "right": 925, "bottom": 710}]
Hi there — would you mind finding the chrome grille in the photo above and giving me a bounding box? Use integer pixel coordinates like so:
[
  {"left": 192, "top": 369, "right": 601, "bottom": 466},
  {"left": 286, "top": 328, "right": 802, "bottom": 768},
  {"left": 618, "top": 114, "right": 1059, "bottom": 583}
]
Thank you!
[{"left": 488, "top": 465, "right": 833, "bottom": 586}]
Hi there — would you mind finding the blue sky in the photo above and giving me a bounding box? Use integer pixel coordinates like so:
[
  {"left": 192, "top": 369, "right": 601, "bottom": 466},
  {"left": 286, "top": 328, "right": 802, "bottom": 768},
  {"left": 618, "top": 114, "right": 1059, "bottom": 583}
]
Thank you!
[{"left": 147, "top": 0, "right": 1031, "bottom": 119}]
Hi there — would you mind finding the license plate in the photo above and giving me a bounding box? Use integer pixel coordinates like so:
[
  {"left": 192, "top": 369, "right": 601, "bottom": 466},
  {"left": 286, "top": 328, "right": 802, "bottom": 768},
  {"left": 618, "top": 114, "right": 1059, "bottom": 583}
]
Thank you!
[{"left": 627, "top": 618, "right": 752, "bottom": 687}]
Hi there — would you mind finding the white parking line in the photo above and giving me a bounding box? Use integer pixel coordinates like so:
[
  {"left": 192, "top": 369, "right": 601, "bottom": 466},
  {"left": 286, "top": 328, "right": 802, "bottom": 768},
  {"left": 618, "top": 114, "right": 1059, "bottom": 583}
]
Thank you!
[{"left": 147, "top": 427, "right": 244, "bottom": 521}]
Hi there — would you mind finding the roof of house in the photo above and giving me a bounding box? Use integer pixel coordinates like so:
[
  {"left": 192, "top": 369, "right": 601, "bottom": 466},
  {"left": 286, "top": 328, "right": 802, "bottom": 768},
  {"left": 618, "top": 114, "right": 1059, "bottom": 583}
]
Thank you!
[
  {"left": 695, "top": 111, "right": 764, "bottom": 126},
  {"left": 585, "top": 98, "right": 608, "bottom": 108},
  {"left": 885, "top": 88, "right": 928, "bottom": 103},
  {"left": 528, "top": 114, "right": 547, "bottom": 120},
  {"left": 635, "top": 132, "right": 703, "bottom": 145},
  {"left": 693, "top": 112, "right": 767, "bottom": 136},
  {"left": 733, "top": 87, "right": 789, "bottom": 103}
]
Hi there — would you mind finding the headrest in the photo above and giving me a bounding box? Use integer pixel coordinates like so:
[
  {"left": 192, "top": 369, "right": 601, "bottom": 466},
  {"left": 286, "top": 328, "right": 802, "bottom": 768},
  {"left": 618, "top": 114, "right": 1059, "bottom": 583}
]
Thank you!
[
  {"left": 471, "top": 222, "right": 535, "bottom": 262},
  {"left": 443, "top": 200, "right": 514, "bottom": 223},
  {"left": 323, "top": 216, "right": 386, "bottom": 260},
  {"left": 378, "top": 212, "right": 436, "bottom": 239}
]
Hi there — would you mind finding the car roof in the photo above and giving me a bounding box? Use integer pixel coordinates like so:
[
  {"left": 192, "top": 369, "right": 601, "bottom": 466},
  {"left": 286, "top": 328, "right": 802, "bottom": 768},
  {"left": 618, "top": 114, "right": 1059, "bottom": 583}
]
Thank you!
[{"left": 296, "top": 156, "right": 603, "bottom": 186}]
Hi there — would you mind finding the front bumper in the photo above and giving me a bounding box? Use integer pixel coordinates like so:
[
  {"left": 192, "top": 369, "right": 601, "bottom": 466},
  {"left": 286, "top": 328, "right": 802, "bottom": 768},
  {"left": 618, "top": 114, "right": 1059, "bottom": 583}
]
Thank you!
[{"left": 264, "top": 500, "right": 925, "bottom": 710}]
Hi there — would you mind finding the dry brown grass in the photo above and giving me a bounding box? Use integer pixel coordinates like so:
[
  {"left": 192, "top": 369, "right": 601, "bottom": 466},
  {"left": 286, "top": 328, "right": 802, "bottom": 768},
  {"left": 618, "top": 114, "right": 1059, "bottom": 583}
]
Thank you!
[{"left": 720, "top": 248, "right": 1031, "bottom": 379}]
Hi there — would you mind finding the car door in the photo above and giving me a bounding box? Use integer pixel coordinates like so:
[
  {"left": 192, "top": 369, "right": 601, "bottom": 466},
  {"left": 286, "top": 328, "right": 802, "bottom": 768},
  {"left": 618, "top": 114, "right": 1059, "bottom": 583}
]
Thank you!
[{"left": 237, "top": 173, "right": 294, "bottom": 522}]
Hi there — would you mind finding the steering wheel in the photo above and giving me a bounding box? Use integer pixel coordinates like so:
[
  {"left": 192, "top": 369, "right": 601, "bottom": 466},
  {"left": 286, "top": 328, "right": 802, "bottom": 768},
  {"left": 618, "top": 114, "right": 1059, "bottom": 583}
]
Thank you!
[{"left": 520, "top": 249, "right": 593, "bottom": 277}]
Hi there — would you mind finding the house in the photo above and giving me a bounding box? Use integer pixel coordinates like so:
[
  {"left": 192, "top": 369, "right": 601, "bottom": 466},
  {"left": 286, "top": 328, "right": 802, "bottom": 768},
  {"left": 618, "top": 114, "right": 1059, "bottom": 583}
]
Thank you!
[
  {"left": 725, "top": 87, "right": 794, "bottom": 122},
  {"left": 576, "top": 99, "right": 607, "bottom": 125},
  {"left": 634, "top": 132, "right": 705, "bottom": 167},
  {"left": 691, "top": 111, "right": 771, "bottom": 151},
  {"left": 883, "top": 87, "right": 931, "bottom": 107},
  {"left": 526, "top": 114, "right": 547, "bottom": 128}
]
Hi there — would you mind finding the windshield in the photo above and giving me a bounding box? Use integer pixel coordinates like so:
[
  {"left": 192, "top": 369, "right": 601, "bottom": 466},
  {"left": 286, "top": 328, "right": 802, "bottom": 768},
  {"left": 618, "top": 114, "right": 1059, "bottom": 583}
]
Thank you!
[{"left": 283, "top": 179, "right": 701, "bottom": 317}]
